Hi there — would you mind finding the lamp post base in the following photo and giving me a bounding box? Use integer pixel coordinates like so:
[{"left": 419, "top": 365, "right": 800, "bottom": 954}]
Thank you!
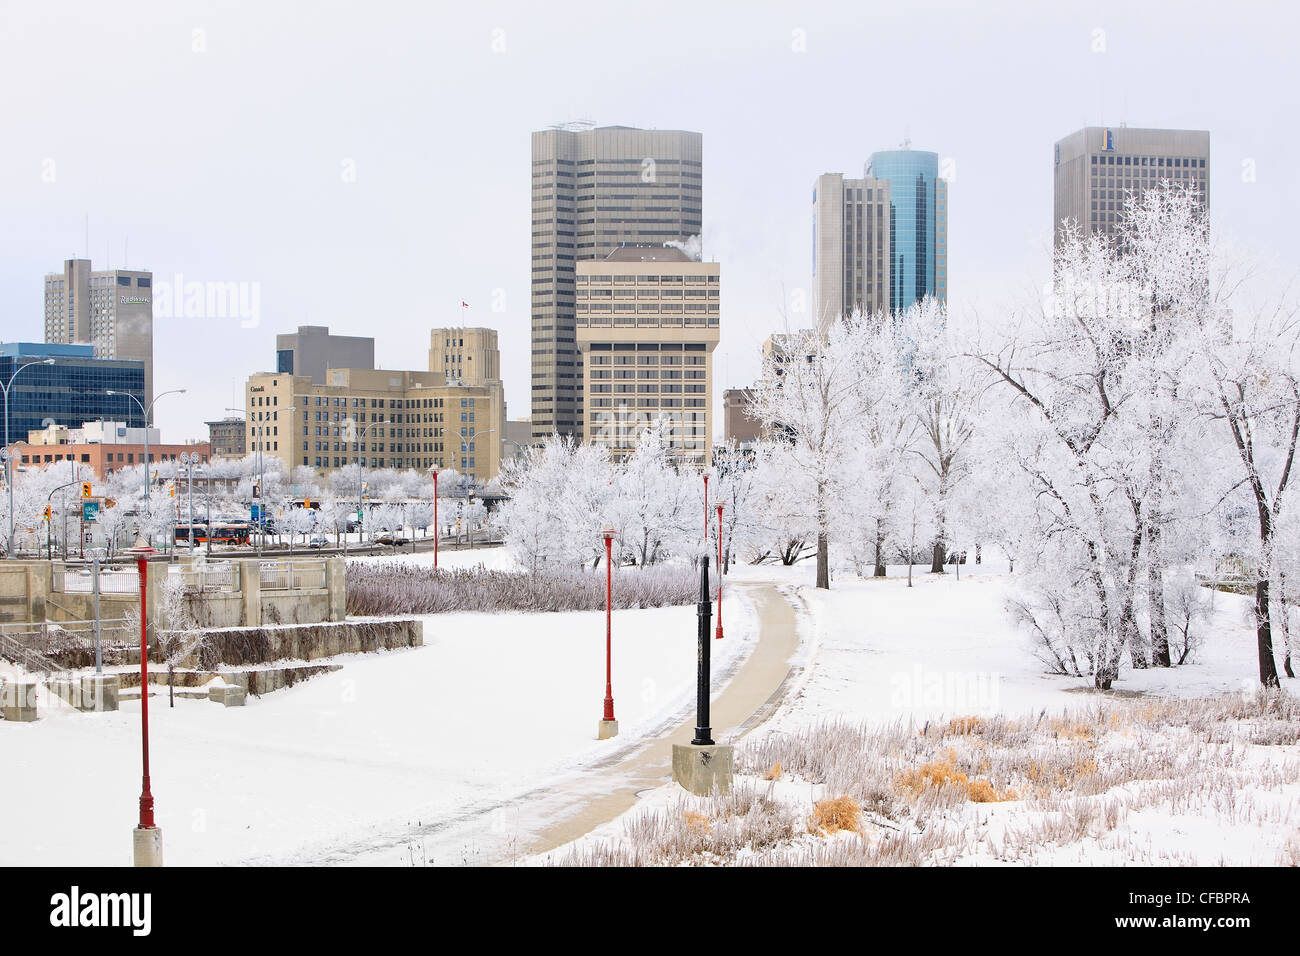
[
  {"left": 672, "top": 743, "right": 734, "bottom": 796},
  {"left": 597, "top": 719, "right": 619, "bottom": 740},
  {"left": 132, "top": 826, "right": 163, "bottom": 867}
]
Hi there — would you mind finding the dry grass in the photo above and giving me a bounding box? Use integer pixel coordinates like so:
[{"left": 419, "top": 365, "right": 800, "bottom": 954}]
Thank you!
[
  {"left": 548, "top": 689, "right": 1300, "bottom": 867},
  {"left": 810, "top": 796, "right": 861, "bottom": 834},
  {"left": 346, "top": 562, "right": 696, "bottom": 616}
]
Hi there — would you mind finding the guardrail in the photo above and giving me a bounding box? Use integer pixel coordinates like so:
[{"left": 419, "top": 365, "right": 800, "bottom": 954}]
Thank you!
[
  {"left": 168, "top": 562, "right": 238, "bottom": 592},
  {"left": 53, "top": 566, "right": 139, "bottom": 594},
  {"left": 259, "top": 559, "right": 326, "bottom": 591}
]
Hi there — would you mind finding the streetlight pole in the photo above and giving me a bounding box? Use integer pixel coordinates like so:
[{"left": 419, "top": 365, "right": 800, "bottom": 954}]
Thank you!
[
  {"left": 715, "top": 502, "right": 725, "bottom": 640},
  {"left": 125, "top": 539, "right": 163, "bottom": 866},
  {"left": 181, "top": 452, "right": 198, "bottom": 554},
  {"left": 703, "top": 471, "right": 709, "bottom": 541},
  {"left": 431, "top": 468, "right": 439, "bottom": 569},
  {"left": 3, "top": 358, "right": 55, "bottom": 558},
  {"left": 109, "top": 388, "right": 186, "bottom": 517},
  {"left": 355, "top": 418, "right": 390, "bottom": 547},
  {"left": 598, "top": 526, "right": 618, "bottom": 740}
]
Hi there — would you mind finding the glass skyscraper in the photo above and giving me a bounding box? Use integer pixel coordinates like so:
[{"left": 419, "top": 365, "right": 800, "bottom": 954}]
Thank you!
[
  {"left": 0, "top": 342, "right": 145, "bottom": 444},
  {"left": 865, "top": 149, "right": 948, "bottom": 314},
  {"left": 813, "top": 147, "right": 948, "bottom": 325}
]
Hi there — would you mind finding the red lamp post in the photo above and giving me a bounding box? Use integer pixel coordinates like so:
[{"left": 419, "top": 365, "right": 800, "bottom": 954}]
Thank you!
[
  {"left": 125, "top": 539, "right": 162, "bottom": 865},
  {"left": 431, "top": 468, "right": 439, "bottom": 569},
  {"left": 702, "top": 472, "right": 709, "bottom": 540},
  {"left": 715, "top": 502, "right": 725, "bottom": 640},
  {"left": 598, "top": 527, "right": 618, "bottom": 738}
]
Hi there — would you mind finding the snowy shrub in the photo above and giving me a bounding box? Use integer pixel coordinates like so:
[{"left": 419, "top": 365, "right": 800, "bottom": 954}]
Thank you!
[{"left": 346, "top": 562, "right": 697, "bottom": 615}]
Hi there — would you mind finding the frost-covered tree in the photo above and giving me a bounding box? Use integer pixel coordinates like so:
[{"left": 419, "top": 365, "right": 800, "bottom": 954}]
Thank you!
[
  {"left": 498, "top": 434, "right": 615, "bottom": 573},
  {"left": 610, "top": 424, "right": 692, "bottom": 566},
  {"left": 749, "top": 318, "right": 884, "bottom": 589}
]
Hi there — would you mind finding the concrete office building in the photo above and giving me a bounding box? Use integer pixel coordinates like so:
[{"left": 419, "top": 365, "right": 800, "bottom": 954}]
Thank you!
[
  {"left": 531, "top": 124, "right": 703, "bottom": 442},
  {"left": 1053, "top": 126, "right": 1210, "bottom": 246},
  {"left": 722, "top": 388, "right": 761, "bottom": 447},
  {"left": 245, "top": 368, "right": 502, "bottom": 485},
  {"left": 275, "top": 326, "right": 375, "bottom": 384},
  {"left": 206, "top": 417, "right": 247, "bottom": 459},
  {"left": 428, "top": 326, "right": 507, "bottom": 468},
  {"left": 43, "top": 259, "right": 155, "bottom": 404},
  {"left": 1, "top": 342, "right": 145, "bottom": 444},
  {"left": 575, "top": 245, "right": 719, "bottom": 466},
  {"left": 813, "top": 148, "right": 948, "bottom": 324}
]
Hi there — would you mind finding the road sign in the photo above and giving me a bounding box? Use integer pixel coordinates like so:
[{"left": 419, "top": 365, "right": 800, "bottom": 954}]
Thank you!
[
  {"left": 82, "top": 501, "right": 99, "bottom": 522},
  {"left": 250, "top": 504, "right": 261, "bottom": 522}
]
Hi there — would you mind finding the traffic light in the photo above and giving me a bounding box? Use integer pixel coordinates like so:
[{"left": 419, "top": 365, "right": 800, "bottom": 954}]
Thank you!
[
  {"left": 43, "top": 505, "right": 51, "bottom": 521},
  {"left": 80, "top": 481, "right": 92, "bottom": 499},
  {"left": 168, "top": 481, "right": 176, "bottom": 498},
  {"left": 305, "top": 497, "right": 312, "bottom": 509}
]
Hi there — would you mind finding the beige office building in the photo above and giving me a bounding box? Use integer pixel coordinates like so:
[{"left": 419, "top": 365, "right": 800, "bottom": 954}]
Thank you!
[
  {"left": 44, "top": 258, "right": 154, "bottom": 404},
  {"left": 531, "top": 124, "right": 703, "bottom": 442},
  {"left": 575, "top": 245, "right": 719, "bottom": 465},
  {"left": 1053, "top": 126, "right": 1210, "bottom": 246},
  {"left": 723, "top": 388, "right": 761, "bottom": 447},
  {"left": 245, "top": 368, "right": 502, "bottom": 485},
  {"left": 428, "top": 325, "right": 507, "bottom": 463}
]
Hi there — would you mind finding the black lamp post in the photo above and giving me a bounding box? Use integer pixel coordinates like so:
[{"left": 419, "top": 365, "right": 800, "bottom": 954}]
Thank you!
[{"left": 691, "top": 555, "right": 714, "bottom": 747}]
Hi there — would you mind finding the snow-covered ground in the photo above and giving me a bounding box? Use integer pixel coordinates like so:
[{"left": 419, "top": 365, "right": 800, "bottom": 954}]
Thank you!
[
  {"left": 537, "top": 559, "right": 1300, "bottom": 866},
  {"left": 0, "top": 573, "right": 753, "bottom": 867}
]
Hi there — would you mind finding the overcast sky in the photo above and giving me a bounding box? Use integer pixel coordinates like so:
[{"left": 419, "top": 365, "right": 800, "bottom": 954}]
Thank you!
[{"left": 2, "top": 0, "right": 1296, "bottom": 441}]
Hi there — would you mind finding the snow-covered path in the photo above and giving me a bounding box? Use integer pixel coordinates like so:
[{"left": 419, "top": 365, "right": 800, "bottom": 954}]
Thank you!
[{"left": 296, "top": 580, "right": 802, "bottom": 865}]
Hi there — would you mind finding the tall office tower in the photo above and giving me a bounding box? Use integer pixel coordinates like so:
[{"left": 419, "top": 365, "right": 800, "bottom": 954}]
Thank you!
[
  {"left": 867, "top": 149, "right": 948, "bottom": 315},
  {"left": 1053, "top": 126, "right": 1210, "bottom": 247},
  {"left": 812, "top": 173, "right": 892, "bottom": 328},
  {"left": 531, "top": 124, "right": 703, "bottom": 442},
  {"left": 43, "top": 258, "right": 154, "bottom": 404},
  {"left": 575, "top": 246, "right": 719, "bottom": 466},
  {"left": 275, "top": 325, "right": 375, "bottom": 383},
  {"left": 813, "top": 148, "right": 948, "bottom": 323}
]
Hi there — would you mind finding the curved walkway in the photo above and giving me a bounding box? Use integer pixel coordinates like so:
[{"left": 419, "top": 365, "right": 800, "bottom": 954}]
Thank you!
[
  {"left": 290, "top": 581, "right": 802, "bottom": 866},
  {"left": 521, "top": 581, "right": 801, "bottom": 857}
]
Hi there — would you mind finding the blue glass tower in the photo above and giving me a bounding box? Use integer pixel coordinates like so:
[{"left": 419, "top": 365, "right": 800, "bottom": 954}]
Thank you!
[
  {"left": 0, "top": 343, "right": 145, "bottom": 443},
  {"left": 866, "top": 149, "right": 946, "bottom": 314}
]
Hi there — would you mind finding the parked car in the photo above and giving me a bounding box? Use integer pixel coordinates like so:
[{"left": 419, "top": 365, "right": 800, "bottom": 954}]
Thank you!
[{"left": 308, "top": 535, "right": 329, "bottom": 548}]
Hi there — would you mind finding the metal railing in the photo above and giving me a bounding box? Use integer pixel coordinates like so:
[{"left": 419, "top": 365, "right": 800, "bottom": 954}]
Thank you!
[
  {"left": 53, "top": 566, "right": 139, "bottom": 594},
  {"left": 259, "top": 559, "right": 326, "bottom": 591},
  {"left": 168, "top": 562, "right": 238, "bottom": 592}
]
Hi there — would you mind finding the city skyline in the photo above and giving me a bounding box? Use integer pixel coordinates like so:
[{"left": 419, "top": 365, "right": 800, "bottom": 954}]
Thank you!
[{"left": 3, "top": 0, "right": 1295, "bottom": 443}]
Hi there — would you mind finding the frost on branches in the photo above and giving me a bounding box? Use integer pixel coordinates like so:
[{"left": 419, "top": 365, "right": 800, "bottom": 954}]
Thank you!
[{"left": 974, "top": 183, "right": 1295, "bottom": 689}]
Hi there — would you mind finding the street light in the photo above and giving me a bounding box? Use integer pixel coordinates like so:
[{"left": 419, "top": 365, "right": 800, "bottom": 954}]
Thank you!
[
  {"left": 430, "top": 468, "right": 439, "bottom": 569},
  {"left": 124, "top": 538, "right": 163, "bottom": 866},
  {"left": 180, "top": 452, "right": 200, "bottom": 554},
  {"left": 598, "top": 526, "right": 618, "bottom": 740},
  {"left": 702, "top": 471, "right": 710, "bottom": 541},
  {"left": 108, "top": 388, "right": 186, "bottom": 516},
  {"left": 715, "top": 502, "right": 725, "bottom": 641},
  {"left": 354, "top": 418, "right": 390, "bottom": 545},
  {"left": 2, "top": 357, "right": 55, "bottom": 558},
  {"left": 227, "top": 404, "right": 292, "bottom": 552}
]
